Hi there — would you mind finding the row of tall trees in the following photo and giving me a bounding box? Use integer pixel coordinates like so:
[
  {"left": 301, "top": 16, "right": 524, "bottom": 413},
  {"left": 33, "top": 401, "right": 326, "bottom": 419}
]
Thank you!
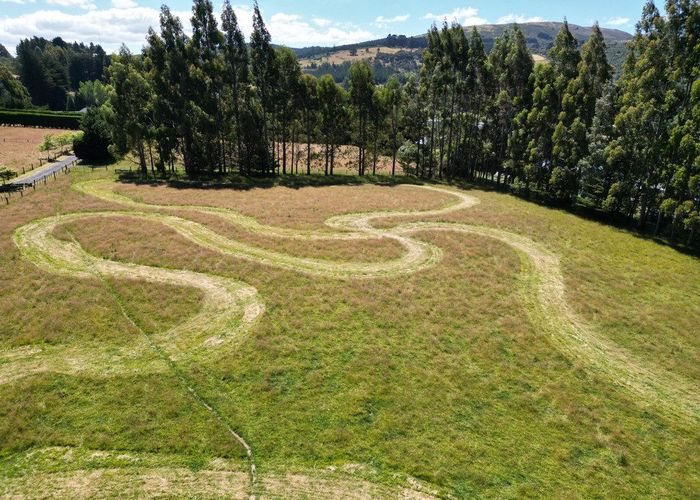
[
  {"left": 99, "top": 0, "right": 699, "bottom": 244},
  {"left": 107, "top": 0, "right": 360, "bottom": 177}
]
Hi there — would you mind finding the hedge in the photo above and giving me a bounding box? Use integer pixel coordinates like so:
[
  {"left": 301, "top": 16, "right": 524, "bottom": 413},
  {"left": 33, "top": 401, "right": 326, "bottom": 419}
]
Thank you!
[{"left": 0, "top": 109, "right": 82, "bottom": 129}]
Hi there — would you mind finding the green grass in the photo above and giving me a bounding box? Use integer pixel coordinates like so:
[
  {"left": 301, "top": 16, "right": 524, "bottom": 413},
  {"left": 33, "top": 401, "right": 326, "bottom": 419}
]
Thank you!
[{"left": 0, "top": 165, "right": 698, "bottom": 498}]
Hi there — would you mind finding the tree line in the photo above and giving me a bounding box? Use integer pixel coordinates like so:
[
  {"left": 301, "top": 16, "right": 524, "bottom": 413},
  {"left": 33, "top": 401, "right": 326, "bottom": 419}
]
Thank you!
[{"left": 83, "top": 0, "right": 699, "bottom": 245}]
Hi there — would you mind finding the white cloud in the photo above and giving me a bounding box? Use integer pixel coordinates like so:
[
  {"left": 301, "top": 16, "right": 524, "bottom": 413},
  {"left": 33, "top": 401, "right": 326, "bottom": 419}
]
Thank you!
[
  {"left": 374, "top": 14, "right": 409, "bottom": 28},
  {"left": 0, "top": 7, "right": 190, "bottom": 51},
  {"left": 269, "top": 12, "right": 375, "bottom": 46},
  {"left": 111, "top": 0, "right": 137, "bottom": 9},
  {"left": 0, "top": 5, "right": 374, "bottom": 52},
  {"left": 46, "top": 0, "right": 96, "bottom": 10},
  {"left": 423, "top": 7, "right": 487, "bottom": 26},
  {"left": 496, "top": 14, "right": 546, "bottom": 24},
  {"left": 312, "top": 17, "right": 331, "bottom": 27},
  {"left": 605, "top": 16, "right": 630, "bottom": 26}
]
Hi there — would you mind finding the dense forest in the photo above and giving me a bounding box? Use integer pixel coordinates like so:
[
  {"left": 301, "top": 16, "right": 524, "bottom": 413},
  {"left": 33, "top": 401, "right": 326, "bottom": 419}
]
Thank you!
[{"left": 0, "top": 38, "right": 109, "bottom": 110}]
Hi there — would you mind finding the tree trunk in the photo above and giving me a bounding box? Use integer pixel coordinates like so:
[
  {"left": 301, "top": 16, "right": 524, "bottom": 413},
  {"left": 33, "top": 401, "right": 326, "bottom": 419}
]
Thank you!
[
  {"left": 330, "top": 143, "right": 335, "bottom": 175},
  {"left": 307, "top": 125, "right": 312, "bottom": 175},
  {"left": 138, "top": 143, "right": 147, "bottom": 177}
]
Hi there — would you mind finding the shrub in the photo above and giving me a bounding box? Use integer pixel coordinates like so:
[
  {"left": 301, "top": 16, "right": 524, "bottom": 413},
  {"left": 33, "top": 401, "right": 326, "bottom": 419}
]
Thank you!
[{"left": 73, "top": 107, "right": 112, "bottom": 162}]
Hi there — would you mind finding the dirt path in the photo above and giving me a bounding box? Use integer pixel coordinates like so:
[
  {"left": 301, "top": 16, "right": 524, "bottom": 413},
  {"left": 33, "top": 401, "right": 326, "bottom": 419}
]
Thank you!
[{"left": 7, "top": 179, "right": 698, "bottom": 497}]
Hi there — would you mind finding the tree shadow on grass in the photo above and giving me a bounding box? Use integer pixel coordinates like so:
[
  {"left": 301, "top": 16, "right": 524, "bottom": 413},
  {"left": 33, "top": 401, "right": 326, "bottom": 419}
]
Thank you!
[
  {"left": 115, "top": 170, "right": 427, "bottom": 191},
  {"left": 448, "top": 177, "right": 700, "bottom": 258}
]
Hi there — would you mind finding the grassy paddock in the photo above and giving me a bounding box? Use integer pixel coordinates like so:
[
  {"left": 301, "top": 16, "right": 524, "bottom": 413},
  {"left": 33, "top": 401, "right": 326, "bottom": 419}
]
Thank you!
[
  {"left": 0, "top": 165, "right": 698, "bottom": 498},
  {"left": 0, "top": 126, "right": 71, "bottom": 174}
]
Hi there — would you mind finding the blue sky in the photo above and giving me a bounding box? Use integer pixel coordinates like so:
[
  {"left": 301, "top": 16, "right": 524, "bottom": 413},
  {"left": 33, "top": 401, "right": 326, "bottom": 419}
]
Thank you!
[{"left": 0, "top": 0, "right": 648, "bottom": 54}]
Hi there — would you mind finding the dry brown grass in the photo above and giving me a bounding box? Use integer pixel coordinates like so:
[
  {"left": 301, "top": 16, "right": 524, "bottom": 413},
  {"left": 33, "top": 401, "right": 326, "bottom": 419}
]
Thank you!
[
  {"left": 112, "top": 181, "right": 451, "bottom": 229},
  {"left": 299, "top": 47, "right": 418, "bottom": 68},
  {"left": 265, "top": 143, "right": 403, "bottom": 176},
  {"left": 0, "top": 126, "right": 69, "bottom": 174},
  {"left": 60, "top": 214, "right": 407, "bottom": 264}
]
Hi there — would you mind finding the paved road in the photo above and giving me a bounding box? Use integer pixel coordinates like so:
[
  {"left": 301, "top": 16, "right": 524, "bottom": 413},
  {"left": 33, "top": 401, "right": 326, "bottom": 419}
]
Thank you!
[{"left": 11, "top": 156, "right": 78, "bottom": 186}]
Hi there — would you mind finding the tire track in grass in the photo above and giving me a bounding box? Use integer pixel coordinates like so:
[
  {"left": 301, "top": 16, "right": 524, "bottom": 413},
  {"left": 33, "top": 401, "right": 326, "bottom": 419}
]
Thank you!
[
  {"left": 8, "top": 179, "right": 698, "bottom": 497},
  {"left": 62, "top": 227, "right": 259, "bottom": 498}
]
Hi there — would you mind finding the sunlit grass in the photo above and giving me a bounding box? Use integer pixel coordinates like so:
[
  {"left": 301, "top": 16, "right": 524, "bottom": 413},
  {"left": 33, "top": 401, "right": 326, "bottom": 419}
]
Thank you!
[{"left": 0, "top": 165, "right": 697, "bottom": 498}]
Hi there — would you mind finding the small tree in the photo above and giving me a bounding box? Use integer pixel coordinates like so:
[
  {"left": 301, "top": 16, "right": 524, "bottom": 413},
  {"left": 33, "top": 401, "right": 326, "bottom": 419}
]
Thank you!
[
  {"left": 0, "top": 166, "right": 17, "bottom": 184},
  {"left": 38, "top": 134, "right": 56, "bottom": 162},
  {"left": 74, "top": 107, "right": 113, "bottom": 163}
]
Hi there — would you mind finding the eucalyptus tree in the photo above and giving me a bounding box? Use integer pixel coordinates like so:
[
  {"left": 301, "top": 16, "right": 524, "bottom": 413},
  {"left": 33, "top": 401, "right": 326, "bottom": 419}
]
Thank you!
[
  {"left": 275, "top": 47, "right": 303, "bottom": 175},
  {"left": 369, "top": 87, "right": 387, "bottom": 175},
  {"left": 348, "top": 60, "right": 375, "bottom": 175},
  {"left": 579, "top": 83, "right": 617, "bottom": 207},
  {"left": 383, "top": 76, "right": 403, "bottom": 175},
  {"left": 400, "top": 74, "right": 426, "bottom": 176},
  {"left": 221, "top": 0, "right": 249, "bottom": 172},
  {"left": 186, "top": 0, "right": 225, "bottom": 174},
  {"left": 420, "top": 24, "right": 444, "bottom": 178},
  {"left": 464, "top": 27, "right": 488, "bottom": 179},
  {"left": 550, "top": 20, "right": 581, "bottom": 102},
  {"left": 144, "top": 6, "right": 186, "bottom": 173},
  {"left": 607, "top": 2, "right": 672, "bottom": 223},
  {"left": 250, "top": 1, "right": 278, "bottom": 172},
  {"left": 107, "top": 46, "right": 152, "bottom": 176},
  {"left": 551, "top": 23, "right": 612, "bottom": 203},
  {"left": 524, "top": 63, "right": 558, "bottom": 191},
  {"left": 299, "top": 74, "right": 319, "bottom": 175},
  {"left": 318, "top": 74, "right": 347, "bottom": 175}
]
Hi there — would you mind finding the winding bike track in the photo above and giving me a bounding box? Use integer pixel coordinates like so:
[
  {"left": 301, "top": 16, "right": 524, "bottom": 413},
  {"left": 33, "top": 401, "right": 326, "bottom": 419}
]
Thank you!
[{"left": 7, "top": 178, "right": 699, "bottom": 496}]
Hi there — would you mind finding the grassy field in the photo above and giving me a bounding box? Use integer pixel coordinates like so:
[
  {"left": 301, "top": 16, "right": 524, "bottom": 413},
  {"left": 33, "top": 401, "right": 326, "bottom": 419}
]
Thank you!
[
  {"left": 0, "top": 164, "right": 698, "bottom": 498},
  {"left": 0, "top": 126, "right": 69, "bottom": 175}
]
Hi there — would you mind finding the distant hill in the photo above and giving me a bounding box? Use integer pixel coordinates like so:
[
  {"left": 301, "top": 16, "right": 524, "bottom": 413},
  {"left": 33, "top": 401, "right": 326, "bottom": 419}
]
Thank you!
[
  {"left": 0, "top": 44, "right": 11, "bottom": 59},
  {"left": 296, "top": 21, "right": 633, "bottom": 83}
]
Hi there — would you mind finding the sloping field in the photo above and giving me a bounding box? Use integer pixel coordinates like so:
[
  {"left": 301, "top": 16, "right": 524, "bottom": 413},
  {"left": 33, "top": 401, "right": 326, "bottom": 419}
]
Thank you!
[
  {"left": 299, "top": 46, "right": 416, "bottom": 68},
  {"left": 0, "top": 166, "right": 698, "bottom": 497},
  {"left": 0, "top": 126, "right": 68, "bottom": 174}
]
